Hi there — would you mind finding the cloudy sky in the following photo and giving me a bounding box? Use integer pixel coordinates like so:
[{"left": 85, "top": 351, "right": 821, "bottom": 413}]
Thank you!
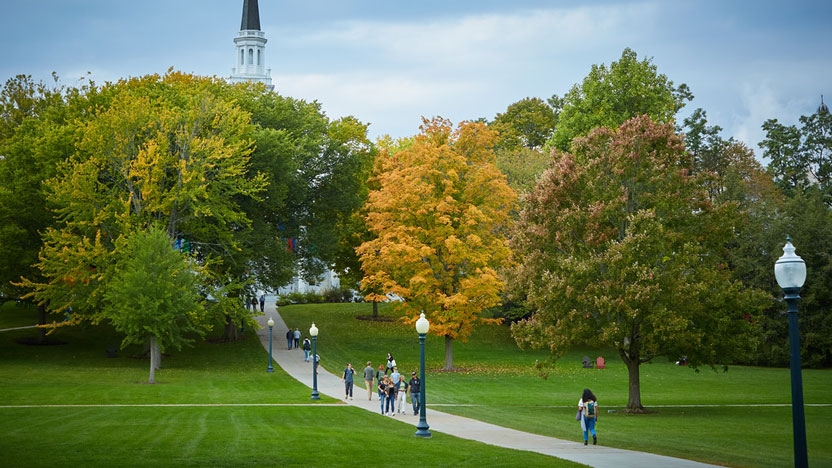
[{"left": 1, "top": 1, "right": 829, "bottom": 159}]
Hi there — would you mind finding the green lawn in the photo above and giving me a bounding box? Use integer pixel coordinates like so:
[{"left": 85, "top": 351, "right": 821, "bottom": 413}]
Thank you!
[
  {"left": 2, "top": 301, "right": 831, "bottom": 467},
  {"left": 280, "top": 302, "right": 832, "bottom": 468}
]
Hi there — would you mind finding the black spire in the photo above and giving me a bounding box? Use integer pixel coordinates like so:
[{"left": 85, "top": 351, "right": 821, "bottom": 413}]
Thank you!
[
  {"left": 240, "top": 0, "right": 261, "bottom": 31},
  {"left": 819, "top": 95, "right": 829, "bottom": 116}
]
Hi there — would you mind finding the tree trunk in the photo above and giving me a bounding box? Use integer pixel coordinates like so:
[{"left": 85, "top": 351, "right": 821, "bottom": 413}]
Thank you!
[
  {"left": 443, "top": 335, "right": 454, "bottom": 370},
  {"left": 222, "top": 315, "right": 240, "bottom": 341},
  {"left": 619, "top": 344, "right": 645, "bottom": 413},
  {"left": 372, "top": 299, "right": 378, "bottom": 318},
  {"left": 148, "top": 336, "right": 158, "bottom": 384},
  {"left": 36, "top": 302, "right": 48, "bottom": 344},
  {"left": 625, "top": 359, "right": 644, "bottom": 412}
]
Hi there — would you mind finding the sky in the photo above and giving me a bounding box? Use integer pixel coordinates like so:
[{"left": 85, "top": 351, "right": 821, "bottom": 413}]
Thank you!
[{"left": 1, "top": 0, "right": 830, "bottom": 160}]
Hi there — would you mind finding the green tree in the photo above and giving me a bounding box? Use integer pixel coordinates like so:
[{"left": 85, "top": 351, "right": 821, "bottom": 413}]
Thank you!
[
  {"left": 758, "top": 99, "right": 832, "bottom": 367},
  {"left": 104, "top": 226, "right": 207, "bottom": 383},
  {"left": 760, "top": 98, "right": 832, "bottom": 201},
  {"left": 490, "top": 97, "right": 557, "bottom": 151},
  {"left": 510, "top": 116, "right": 769, "bottom": 412},
  {"left": 490, "top": 98, "right": 554, "bottom": 195},
  {"left": 0, "top": 74, "right": 109, "bottom": 340},
  {"left": 548, "top": 48, "right": 692, "bottom": 152},
  {"left": 18, "top": 72, "right": 266, "bottom": 349},
  {"left": 357, "top": 118, "right": 517, "bottom": 369}
]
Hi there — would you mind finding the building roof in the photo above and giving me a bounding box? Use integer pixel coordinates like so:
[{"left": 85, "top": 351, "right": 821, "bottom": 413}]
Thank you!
[{"left": 240, "top": 0, "right": 261, "bottom": 31}]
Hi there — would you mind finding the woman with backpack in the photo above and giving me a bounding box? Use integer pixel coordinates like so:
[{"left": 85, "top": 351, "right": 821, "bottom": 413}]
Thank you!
[{"left": 578, "top": 388, "right": 598, "bottom": 445}]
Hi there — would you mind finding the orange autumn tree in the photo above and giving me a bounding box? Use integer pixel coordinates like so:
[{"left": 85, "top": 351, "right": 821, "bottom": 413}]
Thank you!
[{"left": 357, "top": 117, "right": 517, "bottom": 369}]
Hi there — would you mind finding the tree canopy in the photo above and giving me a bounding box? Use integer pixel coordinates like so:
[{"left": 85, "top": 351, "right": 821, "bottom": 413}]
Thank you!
[
  {"left": 548, "top": 48, "right": 692, "bottom": 152},
  {"left": 104, "top": 226, "right": 208, "bottom": 383},
  {"left": 510, "top": 116, "right": 769, "bottom": 411},
  {"left": 357, "top": 118, "right": 516, "bottom": 369}
]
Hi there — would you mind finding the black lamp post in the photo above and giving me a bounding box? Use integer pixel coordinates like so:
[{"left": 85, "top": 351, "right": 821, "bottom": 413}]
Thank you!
[
  {"left": 310, "top": 322, "right": 320, "bottom": 400},
  {"left": 774, "top": 237, "right": 808, "bottom": 468},
  {"left": 414, "top": 312, "right": 431, "bottom": 437},
  {"left": 267, "top": 317, "right": 274, "bottom": 373}
]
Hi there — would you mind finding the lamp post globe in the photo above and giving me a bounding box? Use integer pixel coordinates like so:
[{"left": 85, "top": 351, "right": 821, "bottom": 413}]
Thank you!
[
  {"left": 310, "top": 323, "right": 320, "bottom": 400},
  {"left": 775, "top": 237, "right": 808, "bottom": 468},
  {"left": 266, "top": 318, "right": 275, "bottom": 373},
  {"left": 415, "top": 312, "right": 431, "bottom": 437}
]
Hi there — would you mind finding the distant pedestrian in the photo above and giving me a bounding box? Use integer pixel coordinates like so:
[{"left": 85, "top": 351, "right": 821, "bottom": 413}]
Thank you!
[
  {"left": 285, "top": 328, "right": 293, "bottom": 350},
  {"left": 390, "top": 366, "right": 401, "bottom": 387},
  {"left": 342, "top": 363, "right": 355, "bottom": 400},
  {"left": 579, "top": 388, "right": 599, "bottom": 445},
  {"left": 409, "top": 371, "right": 421, "bottom": 415},
  {"left": 385, "top": 376, "right": 396, "bottom": 415},
  {"left": 377, "top": 376, "right": 388, "bottom": 414},
  {"left": 396, "top": 373, "right": 408, "bottom": 413},
  {"left": 251, "top": 297, "right": 258, "bottom": 311},
  {"left": 302, "top": 338, "right": 312, "bottom": 361},
  {"left": 293, "top": 328, "right": 300, "bottom": 349},
  {"left": 385, "top": 352, "right": 396, "bottom": 373},
  {"left": 259, "top": 294, "right": 265, "bottom": 312},
  {"left": 363, "top": 361, "right": 375, "bottom": 400}
]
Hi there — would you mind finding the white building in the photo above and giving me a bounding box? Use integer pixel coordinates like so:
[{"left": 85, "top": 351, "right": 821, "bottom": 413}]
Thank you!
[
  {"left": 229, "top": 1, "right": 339, "bottom": 297},
  {"left": 229, "top": 0, "right": 274, "bottom": 91}
]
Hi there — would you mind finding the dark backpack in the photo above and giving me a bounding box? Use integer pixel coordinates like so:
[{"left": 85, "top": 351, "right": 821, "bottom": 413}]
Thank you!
[{"left": 587, "top": 401, "right": 596, "bottom": 417}]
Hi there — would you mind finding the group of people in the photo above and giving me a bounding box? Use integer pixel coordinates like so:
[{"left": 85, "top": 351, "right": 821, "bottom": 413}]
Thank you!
[
  {"left": 247, "top": 295, "right": 266, "bottom": 312},
  {"left": 285, "top": 327, "right": 301, "bottom": 350},
  {"left": 337, "top": 353, "right": 422, "bottom": 417},
  {"left": 275, "top": 323, "right": 597, "bottom": 446}
]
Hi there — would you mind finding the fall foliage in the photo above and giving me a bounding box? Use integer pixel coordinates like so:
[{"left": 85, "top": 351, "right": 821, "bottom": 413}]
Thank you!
[{"left": 357, "top": 118, "right": 517, "bottom": 369}]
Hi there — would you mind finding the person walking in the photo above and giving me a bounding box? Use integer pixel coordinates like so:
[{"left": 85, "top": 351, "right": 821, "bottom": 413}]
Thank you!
[
  {"left": 409, "top": 371, "right": 421, "bottom": 415},
  {"left": 390, "top": 366, "right": 401, "bottom": 388},
  {"left": 363, "top": 361, "right": 375, "bottom": 400},
  {"left": 385, "top": 352, "right": 396, "bottom": 373},
  {"left": 377, "top": 376, "right": 389, "bottom": 414},
  {"left": 285, "top": 328, "right": 293, "bottom": 350},
  {"left": 259, "top": 294, "right": 265, "bottom": 312},
  {"left": 396, "top": 373, "right": 408, "bottom": 414},
  {"left": 293, "top": 328, "right": 301, "bottom": 349},
  {"left": 578, "top": 388, "right": 599, "bottom": 445},
  {"left": 385, "top": 375, "right": 396, "bottom": 415},
  {"left": 302, "top": 338, "right": 312, "bottom": 361},
  {"left": 342, "top": 363, "right": 355, "bottom": 400}
]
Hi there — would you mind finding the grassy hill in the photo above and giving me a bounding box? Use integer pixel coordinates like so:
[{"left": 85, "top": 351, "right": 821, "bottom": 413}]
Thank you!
[{"left": 2, "top": 300, "right": 831, "bottom": 467}]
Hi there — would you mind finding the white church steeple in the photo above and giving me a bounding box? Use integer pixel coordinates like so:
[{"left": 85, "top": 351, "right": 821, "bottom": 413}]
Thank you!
[{"left": 230, "top": 0, "right": 274, "bottom": 91}]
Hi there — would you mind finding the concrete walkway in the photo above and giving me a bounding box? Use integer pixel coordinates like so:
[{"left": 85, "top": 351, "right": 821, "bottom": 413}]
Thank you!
[{"left": 256, "top": 305, "right": 721, "bottom": 468}]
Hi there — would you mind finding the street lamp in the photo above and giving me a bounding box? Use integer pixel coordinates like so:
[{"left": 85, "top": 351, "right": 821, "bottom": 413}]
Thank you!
[
  {"left": 267, "top": 317, "right": 275, "bottom": 373},
  {"left": 310, "top": 322, "right": 320, "bottom": 400},
  {"left": 774, "top": 236, "right": 808, "bottom": 468},
  {"left": 415, "top": 312, "right": 431, "bottom": 438}
]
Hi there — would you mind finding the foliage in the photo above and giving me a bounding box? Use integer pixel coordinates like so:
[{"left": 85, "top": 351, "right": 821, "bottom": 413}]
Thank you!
[
  {"left": 494, "top": 146, "right": 550, "bottom": 195},
  {"left": 757, "top": 100, "right": 832, "bottom": 367},
  {"left": 489, "top": 97, "right": 557, "bottom": 151},
  {"left": 16, "top": 72, "right": 266, "bottom": 335},
  {"left": 103, "top": 226, "right": 209, "bottom": 383},
  {"left": 0, "top": 74, "right": 102, "bottom": 300},
  {"left": 548, "top": 48, "right": 692, "bottom": 152},
  {"left": 509, "top": 116, "right": 770, "bottom": 411},
  {"left": 760, "top": 99, "right": 832, "bottom": 201},
  {"left": 357, "top": 117, "right": 517, "bottom": 369}
]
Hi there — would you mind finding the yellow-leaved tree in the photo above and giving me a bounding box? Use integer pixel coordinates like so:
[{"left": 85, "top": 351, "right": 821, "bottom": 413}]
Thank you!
[{"left": 357, "top": 117, "right": 517, "bottom": 369}]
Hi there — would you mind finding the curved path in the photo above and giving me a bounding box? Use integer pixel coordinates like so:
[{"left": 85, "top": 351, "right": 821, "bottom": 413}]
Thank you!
[{"left": 256, "top": 305, "right": 721, "bottom": 468}]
